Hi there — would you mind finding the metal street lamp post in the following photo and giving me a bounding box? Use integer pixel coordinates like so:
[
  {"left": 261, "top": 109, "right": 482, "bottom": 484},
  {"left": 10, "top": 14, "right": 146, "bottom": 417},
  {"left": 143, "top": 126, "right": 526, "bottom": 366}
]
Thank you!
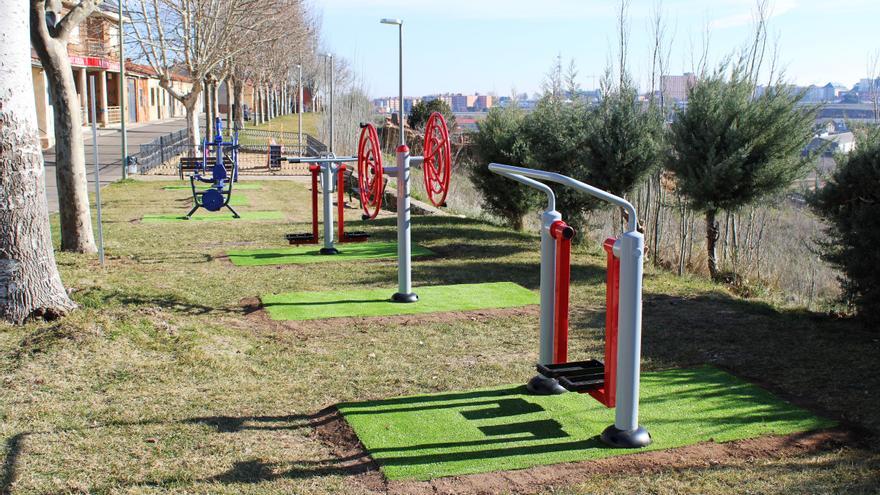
[{"left": 118, "top": 0, "right": 128, "bottom": 179}]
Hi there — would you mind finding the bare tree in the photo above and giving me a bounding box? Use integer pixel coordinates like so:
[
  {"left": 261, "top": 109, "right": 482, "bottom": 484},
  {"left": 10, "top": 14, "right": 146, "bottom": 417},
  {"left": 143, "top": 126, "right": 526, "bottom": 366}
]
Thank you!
[
  {"left": 29, "top": 0, "right": 99, "bottom": 253},
  {"left": 2, "top": 3, "right": 77, "bottom": 323},
  {"left": 541, "top": 53, "right": 564, "bottom": 101},
  {"left": 128, "top": 0, "right": 286, "bottom": 153}
]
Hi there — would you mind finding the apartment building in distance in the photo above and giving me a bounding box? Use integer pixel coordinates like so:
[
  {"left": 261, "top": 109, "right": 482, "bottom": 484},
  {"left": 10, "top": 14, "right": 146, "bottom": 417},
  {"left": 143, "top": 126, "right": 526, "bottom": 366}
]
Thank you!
[{"left": 660, "top": 73, "right": 696, "bottom": 102}]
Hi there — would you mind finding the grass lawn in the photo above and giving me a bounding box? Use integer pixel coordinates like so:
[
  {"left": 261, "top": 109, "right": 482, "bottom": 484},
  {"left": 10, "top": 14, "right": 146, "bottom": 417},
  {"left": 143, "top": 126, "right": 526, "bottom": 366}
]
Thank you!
[
  {"left": 244, "top": 112, "right": 322, "bottom": 137},
  {"left": 141, "top": 211, "right": 284, "bottom": 223},
  {"left": 162, "top": 183, "right": 263, "bottom": 191},
  {"left": 261, "top": 282, "right": 538, "bottom": 320},
  {"left": 227, "top": 241, "right": 434, "bottom": 266},
  {"left": 0, "top": 177, "right": 876, "bottom": 493},
  {"left": 340, "top": 366, "right": 834, "bottom": 480}
]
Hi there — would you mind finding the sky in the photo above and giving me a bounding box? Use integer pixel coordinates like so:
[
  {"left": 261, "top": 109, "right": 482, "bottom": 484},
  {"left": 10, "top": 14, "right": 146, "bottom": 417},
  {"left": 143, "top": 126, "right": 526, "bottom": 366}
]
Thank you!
[{"left": 318, "top": 0, "right": 880, "bottom": 99}]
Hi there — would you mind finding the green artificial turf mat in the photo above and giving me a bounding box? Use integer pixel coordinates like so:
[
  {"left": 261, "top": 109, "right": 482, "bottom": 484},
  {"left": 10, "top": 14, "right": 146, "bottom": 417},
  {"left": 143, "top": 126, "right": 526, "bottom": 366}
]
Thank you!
[
  {"left": 261, "top": 282, "right": 538, "bottom": 320},
  {"left": 227, "top": 242, "right": 434, "bottom": 266},
  {"left": 338, "top": 366, "right": 835, "bottom": 481},
  {"left": 141, "top": 211, "right": 284, "bottom": 222},
  {"left": 162, "top": 183, "right": 263, "bottom": 190}
]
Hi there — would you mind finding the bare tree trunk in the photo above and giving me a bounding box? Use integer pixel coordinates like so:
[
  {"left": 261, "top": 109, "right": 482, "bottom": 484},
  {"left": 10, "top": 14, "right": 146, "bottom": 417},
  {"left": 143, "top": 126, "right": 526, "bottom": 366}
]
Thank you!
[
  {"left": 705, "top": 209, "right": 720, "bottom": 279},
  {"left": 651, "top": 173, "right": 662, "bottom": 267},
  {"left": 182, "top": 90, "right": 202, "bottom": 156},
  {"left": 204, "top": 79, "right": 214, "bottom": 142},
  {"left": 211, "top": 80, "right": 220, "bottom": 131},
  {"left": 232, "top": 77, "right": 245, "bottom": 130},
  {"left": 2, "top": 4, "right": 77, "bottom": 323},
  {"left": 30, "top": 2, "right": 97, "bottom": 254}
]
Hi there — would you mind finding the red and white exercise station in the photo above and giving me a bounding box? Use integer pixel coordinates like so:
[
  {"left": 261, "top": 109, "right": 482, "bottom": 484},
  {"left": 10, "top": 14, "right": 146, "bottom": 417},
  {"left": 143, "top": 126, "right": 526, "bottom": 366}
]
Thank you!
[{"left": 489, "top": 163, "right": 652, "bottom": 448}]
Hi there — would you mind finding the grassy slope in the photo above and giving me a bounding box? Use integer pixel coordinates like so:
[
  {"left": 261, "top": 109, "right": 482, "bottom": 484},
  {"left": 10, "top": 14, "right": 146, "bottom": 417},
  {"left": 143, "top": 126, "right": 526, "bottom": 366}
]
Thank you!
[
  {"left": 0, "top": 179, "right": 876, "bottom": 493},
  {"left": 227, "top": 241, "right": 434, "bottom": 266},
  {"left": 244, "top": 113, "right": 322, "bottom": 136}
]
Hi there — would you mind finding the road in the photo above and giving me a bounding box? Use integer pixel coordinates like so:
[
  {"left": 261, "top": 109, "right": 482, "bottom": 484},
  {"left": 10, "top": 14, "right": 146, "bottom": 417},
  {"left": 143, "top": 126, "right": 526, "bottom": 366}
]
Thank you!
[{"left": 41, "top": 117, "right": 195, "bottom": 213}]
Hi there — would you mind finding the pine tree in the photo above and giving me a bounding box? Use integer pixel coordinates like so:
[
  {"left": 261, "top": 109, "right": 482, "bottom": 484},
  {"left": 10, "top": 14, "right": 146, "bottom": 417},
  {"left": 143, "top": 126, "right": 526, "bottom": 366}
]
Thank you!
[
  {"left": 470, "top": 105, "right": 535, "bottom": 230},
  {"left": 810, "top": 129, "right": 880, "bottom": 323},
  {"left": 668, "top": 63, "right": 817, "bottom": 279}
]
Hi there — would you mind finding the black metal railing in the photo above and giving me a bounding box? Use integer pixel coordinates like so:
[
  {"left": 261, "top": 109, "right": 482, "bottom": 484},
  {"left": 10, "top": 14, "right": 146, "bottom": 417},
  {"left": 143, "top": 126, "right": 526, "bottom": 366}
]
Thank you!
[
  {"left": 130, "top": 127, "right": 329, "bottom": 174},
  {"left": 131, "top": 129, "right": 191, "bottom": 174},
  {"left": 235, "top": 128, "right": 326, "bottom": 156}
]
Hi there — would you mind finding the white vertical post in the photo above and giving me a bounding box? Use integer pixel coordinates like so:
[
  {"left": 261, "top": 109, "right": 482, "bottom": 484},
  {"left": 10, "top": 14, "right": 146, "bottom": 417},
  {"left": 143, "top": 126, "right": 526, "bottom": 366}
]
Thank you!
[
  {"left": 600, "top": 230, "right": 651, "bottom": 448},
  {"left": 329, "top": 55, "right": 334, "bottom": 153},
  {"left": 298, "top": 63, "right": 303, "bottom": 155},
  {"left": 89, "top": 77, "right": 105, "bottom": 266},
  {"left": 118, "top": 0, "right": 127, "bottom": 180},
  {"left": 98, "top": 70, "right": 109, "bottom": 126},
  {"left": 319, "top": 163, "right": 338, "bottom": 255},
  {"left": 392, "top": 147, "right": 416, "bottom": 302}
]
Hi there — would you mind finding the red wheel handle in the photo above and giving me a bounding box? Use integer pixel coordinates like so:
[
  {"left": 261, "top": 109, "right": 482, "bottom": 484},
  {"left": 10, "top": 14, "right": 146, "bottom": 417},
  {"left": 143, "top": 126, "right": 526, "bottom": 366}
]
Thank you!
[
  {"left": 357, "top": 123, "right": 384, "bottom": 219},
  {"left": 422, "top": 112, "right": 452, "bottom": 207}
]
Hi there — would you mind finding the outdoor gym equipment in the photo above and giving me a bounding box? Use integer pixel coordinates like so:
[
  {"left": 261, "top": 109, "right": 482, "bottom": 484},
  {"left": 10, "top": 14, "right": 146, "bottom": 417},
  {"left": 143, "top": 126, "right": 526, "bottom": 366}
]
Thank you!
[
  {"left": 357, "top": 110, "right": 452, "bottom": 302},
  {"left": 284, "top": 111, "right": 452, "bottom": 268},
  {"left": 489, "top": 163, "right": 651, "bottom": 449},
  {"left": 355, "top": 112, "right": 451, "bottom": 219},
  {"left": 285, "top": 149, "right": 371, "bottom": 254},
  {"left": 186, "top": 117, "right": 240, "bottom": 219}
]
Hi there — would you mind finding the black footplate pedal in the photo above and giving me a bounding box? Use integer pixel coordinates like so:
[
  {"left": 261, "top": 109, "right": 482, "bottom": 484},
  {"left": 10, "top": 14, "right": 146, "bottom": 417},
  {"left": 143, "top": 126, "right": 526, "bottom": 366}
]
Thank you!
[
  {"left": 536, "top": 360, "right": 605, "bottom": 393},
  {"left": 285, "top": 233, "right": 317, "bottom": 245},
  {"left": 342, "top": 231, "right": 370, "bottom": 242}
]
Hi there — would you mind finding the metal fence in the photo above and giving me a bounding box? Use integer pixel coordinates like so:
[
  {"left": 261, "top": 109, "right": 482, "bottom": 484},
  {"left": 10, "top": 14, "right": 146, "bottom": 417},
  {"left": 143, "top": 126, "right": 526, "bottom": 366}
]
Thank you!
[
  {"left": 131, "top": 128, "right": 192, "bottom": 174},
  {"left": 235, "top": 128, "right": 327, "bottom": 156},
  {"left": 131, "top": 127, "right": 328, "bottom": 174}
]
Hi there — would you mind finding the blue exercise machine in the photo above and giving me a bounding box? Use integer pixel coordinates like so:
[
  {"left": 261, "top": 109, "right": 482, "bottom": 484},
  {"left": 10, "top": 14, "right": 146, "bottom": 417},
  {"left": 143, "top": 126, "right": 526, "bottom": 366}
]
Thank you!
[{"left": 186, "top": 117, "right": 240, "bottom": 219}]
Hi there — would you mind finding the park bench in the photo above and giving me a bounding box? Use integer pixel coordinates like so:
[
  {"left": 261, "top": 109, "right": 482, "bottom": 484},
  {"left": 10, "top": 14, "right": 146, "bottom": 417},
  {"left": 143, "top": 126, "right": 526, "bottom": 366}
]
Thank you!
[{"left": 178, "top": 155, "right": 217, "bottom": 180}]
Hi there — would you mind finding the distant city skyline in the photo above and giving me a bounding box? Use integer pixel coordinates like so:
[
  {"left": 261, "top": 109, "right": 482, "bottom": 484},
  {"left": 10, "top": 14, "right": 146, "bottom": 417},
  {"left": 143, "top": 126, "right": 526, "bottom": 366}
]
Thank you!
[{"left": 320, "top": 0, "right": 880, "bottom": 99}]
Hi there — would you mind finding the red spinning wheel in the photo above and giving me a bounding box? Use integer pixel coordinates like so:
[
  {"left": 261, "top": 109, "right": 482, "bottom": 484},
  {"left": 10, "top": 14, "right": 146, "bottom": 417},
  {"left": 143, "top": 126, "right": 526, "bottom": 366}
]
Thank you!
[
  {"left": 357, "top": 123, "right": 384, "bottom": 219},
  {"left": 422, "top": 112, "right": 452, "bottom": 207}
]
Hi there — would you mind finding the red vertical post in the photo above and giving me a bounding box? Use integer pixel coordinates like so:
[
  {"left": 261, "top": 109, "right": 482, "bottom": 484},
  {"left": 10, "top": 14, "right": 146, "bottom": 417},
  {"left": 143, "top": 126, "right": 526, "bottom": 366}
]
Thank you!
[
  {"left": 593, "top": 237, "right": 620, "bottom": 408},
  {"left": 310, "top": 164, "right": 319, "bottom": 243},
  {"left": 337, "top": 165, "right": 346, "bottom": 242},
  {"left": 550, "top": 221, "right": 574, "bottom": 364}
]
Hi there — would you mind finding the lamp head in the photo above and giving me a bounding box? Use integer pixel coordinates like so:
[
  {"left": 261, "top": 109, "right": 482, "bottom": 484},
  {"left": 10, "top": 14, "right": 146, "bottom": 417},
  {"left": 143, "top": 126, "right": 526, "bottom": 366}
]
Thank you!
[{"left": 380, "top": 18, "right": 402, "bottom": 25}]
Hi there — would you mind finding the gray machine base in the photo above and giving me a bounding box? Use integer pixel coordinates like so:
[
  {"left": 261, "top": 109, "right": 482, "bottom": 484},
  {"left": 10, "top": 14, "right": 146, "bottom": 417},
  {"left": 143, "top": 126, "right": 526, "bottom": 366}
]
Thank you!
[
  {"left": 319, "top": 247, "right": 340, "bottom": 255},
  {"left": 600, "top": 425, "right": 652, "bottom": 448},
  {"left": 392, "top": 292, "right": 419, "bottom": 303},
  {"left": 526, "top": 374, "right": 568, "bottom": 395}
]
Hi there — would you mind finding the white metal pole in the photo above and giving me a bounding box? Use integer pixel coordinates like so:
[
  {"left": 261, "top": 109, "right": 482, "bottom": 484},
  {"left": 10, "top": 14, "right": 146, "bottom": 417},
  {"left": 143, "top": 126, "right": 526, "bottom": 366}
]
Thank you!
[
  {"left": 328, "top": 54, "right": 334, "bottom": 154},
  {"left": 89, "top": 77, "right": 105, "bottom": 266},
  {"left": 298, "top": 63, "right": 303, "bottom": 155},
  {"left": 392, "top": 148, "right": 416, "bottom": 302},
  {"left": 382, "top": 18, "right": 415, "bottom": 302},
  {"left": 118, "top": 0, "right": 127, "bottom": 180},
  {"left": 600, "top": 230, "right": 651, "bottom": 447},
  {"left": 398, "top": 23, "right": 404, "bottom": 146},
  {"left": 319, "top": 163, "right": 337, "bottom": 254}
]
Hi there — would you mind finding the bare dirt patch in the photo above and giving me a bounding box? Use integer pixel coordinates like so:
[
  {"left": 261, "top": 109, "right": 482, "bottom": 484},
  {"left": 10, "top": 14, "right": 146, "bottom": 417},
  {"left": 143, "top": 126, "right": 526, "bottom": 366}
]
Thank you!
[{"left": 312, "top": 407, "right": 856, "bottom": 495}]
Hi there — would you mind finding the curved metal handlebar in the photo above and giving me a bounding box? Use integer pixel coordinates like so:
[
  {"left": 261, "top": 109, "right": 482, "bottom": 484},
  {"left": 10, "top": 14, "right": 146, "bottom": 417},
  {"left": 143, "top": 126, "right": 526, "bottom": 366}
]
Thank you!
[{"left": 488, "top": 163, "right": 638, "bottom": 232}]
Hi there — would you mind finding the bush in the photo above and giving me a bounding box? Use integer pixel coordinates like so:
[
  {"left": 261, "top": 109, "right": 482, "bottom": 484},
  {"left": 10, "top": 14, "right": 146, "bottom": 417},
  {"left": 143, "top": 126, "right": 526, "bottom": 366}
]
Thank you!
[
  {"left": 582, "top": 84, "right": 664, "bottom": 198},
  {"left": 520, "top": 99, "right": 593, "bottom": 224},
  {"left": 470, "top": 106, "right": 536, "bottom": 230},
  {"left": 408, "top": 99, "right": 456, "bottom": 131},
  {"left": 810, "top": 130, "right": 880, "bottom": 322}
]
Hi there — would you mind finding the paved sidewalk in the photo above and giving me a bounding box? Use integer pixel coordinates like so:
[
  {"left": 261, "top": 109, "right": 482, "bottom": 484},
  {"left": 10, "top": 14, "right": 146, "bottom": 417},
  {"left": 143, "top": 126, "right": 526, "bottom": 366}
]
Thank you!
[{"left": 42, "top": 117, "right": 197, "bottom": 213}]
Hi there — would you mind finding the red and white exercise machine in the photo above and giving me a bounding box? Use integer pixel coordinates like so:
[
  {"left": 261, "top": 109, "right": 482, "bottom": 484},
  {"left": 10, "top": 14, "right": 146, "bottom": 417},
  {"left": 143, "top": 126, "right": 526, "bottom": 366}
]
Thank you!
[{"left": 489, "top": 163, "right": 651, "bottom": 449}]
